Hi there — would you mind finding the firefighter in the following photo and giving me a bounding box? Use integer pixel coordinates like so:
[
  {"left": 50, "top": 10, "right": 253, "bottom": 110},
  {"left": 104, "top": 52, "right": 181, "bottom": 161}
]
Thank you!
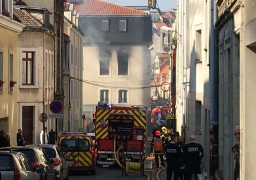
[
  {"left": 151, "top": 130, "right": 165, "bottom": 169},
  {"left": 161, "top": 126, "right": 169, "bottom": 146},
  {"left": 164, "top": 133, "right": 182, "bottom": 180},
  {"left": 183, "top": 135, "right": 203, "bottom": 180},
  {"left": 176, "top": 136, "right": 186, "bottom": 180}
]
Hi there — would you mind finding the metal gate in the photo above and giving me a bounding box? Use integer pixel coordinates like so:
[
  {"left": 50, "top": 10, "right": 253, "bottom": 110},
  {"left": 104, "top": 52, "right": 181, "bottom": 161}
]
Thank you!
[{"left": 22, "top": 106, "right": 34, "bottom": 145}]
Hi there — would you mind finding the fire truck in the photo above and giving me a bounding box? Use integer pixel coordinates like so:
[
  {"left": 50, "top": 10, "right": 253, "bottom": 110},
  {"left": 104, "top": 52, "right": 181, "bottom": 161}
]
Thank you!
[{"left": 94, "top": 101, "right": 147, "bottom": 166}]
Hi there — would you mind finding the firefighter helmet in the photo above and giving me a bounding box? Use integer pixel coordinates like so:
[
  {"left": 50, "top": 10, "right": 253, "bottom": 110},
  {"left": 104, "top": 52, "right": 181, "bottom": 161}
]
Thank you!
[
  {"left": 155, "top": 130, "right": 161, "bottom": 136},
  {"left": 161, "top": 126, "right": 167, "bottom": 131}
]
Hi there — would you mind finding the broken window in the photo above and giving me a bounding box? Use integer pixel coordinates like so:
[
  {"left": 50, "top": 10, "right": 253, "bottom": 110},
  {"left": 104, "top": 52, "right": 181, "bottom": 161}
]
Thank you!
[
  {"left": 99, "top": 51, "right": 111, "bottom": 75},
  {"left": 117, "top": 52, "right": 128, "bottom": 75}
]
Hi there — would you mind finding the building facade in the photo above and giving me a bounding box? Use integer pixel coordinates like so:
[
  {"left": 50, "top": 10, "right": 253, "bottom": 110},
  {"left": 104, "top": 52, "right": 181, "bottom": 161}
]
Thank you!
[
  {"left": 72, "top": 0, "right": 152, "bottom": 123},
  {"left": 175, "top": 0, "right": 216, "bottom": 178},
  {"left": 63, "top": 8, "right": 84, "bottom": 132},
  {"left": 0, "top": 1, "right": 24, "bottom": 146},
  {"left": 14, "top": 6, "right": 55, "bottom": 144}
]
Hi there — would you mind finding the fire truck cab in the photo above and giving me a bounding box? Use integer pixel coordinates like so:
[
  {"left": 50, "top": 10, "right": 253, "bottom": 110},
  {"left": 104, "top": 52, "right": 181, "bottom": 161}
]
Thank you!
[{"left": 94, "top": 101, "right": 147, "bottom": 166}]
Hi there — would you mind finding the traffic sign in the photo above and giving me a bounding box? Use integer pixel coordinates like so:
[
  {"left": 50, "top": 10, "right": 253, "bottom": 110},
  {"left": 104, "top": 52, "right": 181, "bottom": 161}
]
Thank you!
[
  {"left": 39, "top": 113, "right": 48, "bottom": 123},
  {"left": 50, "top": 100, "right": 63, "bottom": 114},
  {"left": 48, "top": 114, "right": 64, "bottom": 119}
]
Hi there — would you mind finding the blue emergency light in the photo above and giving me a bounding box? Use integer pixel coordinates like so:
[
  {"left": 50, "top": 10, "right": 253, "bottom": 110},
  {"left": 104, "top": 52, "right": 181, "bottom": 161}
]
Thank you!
[{"left": 158, "top": 114, "right": 161, "bottom": 118}]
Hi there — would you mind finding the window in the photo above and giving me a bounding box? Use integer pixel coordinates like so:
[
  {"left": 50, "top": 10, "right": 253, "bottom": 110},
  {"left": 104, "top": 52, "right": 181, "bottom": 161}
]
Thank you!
[
  {"left": 74, "top": 47, "right": 77, "bottom": 66},
  {"left": 71, "top": 45, "right": 73, "bottom": 65},
  {"left": 117, "top": 52, "right": 128, "bottom": 75},
  {"left": 196, "top": 30, "right": 202, "bottom": 61},
  {"left": 102, "top": 20, "right": 109, "bottom": 32},
  {"left": 99, "top": 51, "right": 111, "bottom": 75},
  {"left": 22, "top": 52, "right": 34, "bottom": 85},
  {"left": 100, "top": 89, "right": 109, "bottom": 102},
  {"left": 119, "top": 20, "right": 127, "bottom": 32},
  {"left": 195, "top": 100, "right": 202, "bottom": 133},
  {"left": 0, "top": 51, "right": 3, "bottom": 92},
  {"left": 9, "top": 53, "right": 13, "bottom": 92},
  {"left": 163, "top": 33, "right": 170, "bottom": 47},
  {"left": 118, "top": 90, "right": 127, "bottom": 103}
]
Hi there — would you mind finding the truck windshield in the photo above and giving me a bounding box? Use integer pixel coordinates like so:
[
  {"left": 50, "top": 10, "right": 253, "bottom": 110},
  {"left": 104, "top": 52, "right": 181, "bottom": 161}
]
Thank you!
[{"left": 61, "top": 139, "right": 90, "bottom": 152}]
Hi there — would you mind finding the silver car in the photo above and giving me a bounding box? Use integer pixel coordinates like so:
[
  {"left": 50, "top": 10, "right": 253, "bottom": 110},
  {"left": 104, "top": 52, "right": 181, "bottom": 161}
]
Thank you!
[
  {"left": 0, "top": 150, "right": 40, "bottom": 180},
  {"left": 39, "top": 144, "right": 69, "bottom": 180}
]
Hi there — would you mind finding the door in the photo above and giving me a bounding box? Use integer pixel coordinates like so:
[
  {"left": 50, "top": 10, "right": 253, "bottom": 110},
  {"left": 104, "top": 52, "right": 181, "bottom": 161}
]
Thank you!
[
  {"left": 22, "top": 106, "right": 34, "bottom": 145},
  {"left": 78, "top": 137, "right": 92, "bottom": 167}
]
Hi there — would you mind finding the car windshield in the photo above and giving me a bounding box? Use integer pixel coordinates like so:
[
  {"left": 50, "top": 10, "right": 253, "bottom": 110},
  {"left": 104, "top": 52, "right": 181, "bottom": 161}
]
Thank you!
[
  {"left": 42, "top": 147, "right": 56, "bottom": 158},
  {"left": 0, "top": 154, "right": 13, "bottom": 171},
  {"left": 18, "top": 149, "right": 36, "bottom": 162},
  {"left": 61, "top": 139, "right": 90, "bottom": 152}
]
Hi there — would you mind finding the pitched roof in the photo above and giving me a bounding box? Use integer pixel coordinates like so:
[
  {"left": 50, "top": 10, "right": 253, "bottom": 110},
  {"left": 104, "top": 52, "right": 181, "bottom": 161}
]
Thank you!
[
  {"left": 71, "top": 0, "right": 146, "bottom": 16},
  {"left": 154, "top": 22, "right": 167, "bottom": 30},
  {"left": 13, "top": 8, "right": 42, "bottom": 27}
]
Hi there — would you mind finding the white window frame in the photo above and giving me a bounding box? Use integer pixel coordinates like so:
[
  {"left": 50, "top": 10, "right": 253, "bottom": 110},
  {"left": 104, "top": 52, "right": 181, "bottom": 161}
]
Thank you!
[{"left": 19, "top": 48, "right": 39, "bottom": 88}]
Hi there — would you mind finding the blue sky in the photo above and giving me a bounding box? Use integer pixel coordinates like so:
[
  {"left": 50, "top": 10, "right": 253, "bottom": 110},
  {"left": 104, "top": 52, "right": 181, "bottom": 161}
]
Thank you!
[{"left": 104, "top": 0, "right": 177, "bottom": 11}]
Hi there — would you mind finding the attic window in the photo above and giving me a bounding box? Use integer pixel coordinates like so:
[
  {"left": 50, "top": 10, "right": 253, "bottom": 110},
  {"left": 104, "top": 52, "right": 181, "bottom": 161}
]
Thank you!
[
  {"left": 102, "top": 20, "right": 109, "bottom": 32},
  {"left": 119, "top": 20, "right": 127, "bottom": 32}
]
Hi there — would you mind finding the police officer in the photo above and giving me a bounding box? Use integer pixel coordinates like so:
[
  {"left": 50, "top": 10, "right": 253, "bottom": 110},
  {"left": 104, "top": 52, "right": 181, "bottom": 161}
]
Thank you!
[
  {"left": 176, "top": 136, "right": 185, "bottom": 180},
  {"left": 164, "top": 134, "right": 181, "bottom": 180},
  {"left": 183, "top": 135, "right": 203, "bottom": 180},
  {"left": 151, "top": 130, "right": 165, "bottom": 169}
]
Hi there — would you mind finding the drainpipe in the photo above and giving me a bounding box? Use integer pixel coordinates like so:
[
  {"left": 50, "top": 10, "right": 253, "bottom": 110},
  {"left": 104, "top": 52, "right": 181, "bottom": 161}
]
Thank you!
[{"left": 42, "top": 31, "right": 46, "bottom": 144}]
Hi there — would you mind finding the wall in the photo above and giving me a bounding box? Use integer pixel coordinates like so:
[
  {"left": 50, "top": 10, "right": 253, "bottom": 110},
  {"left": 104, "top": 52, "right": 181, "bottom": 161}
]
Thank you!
[
  {"left": 18, "top": 31, "right": 54, "bottom": 144},
  {"left": 82, "top": 45, "right": 151, "bottom": 107},
  {"left": 0, "top": 15, "right": 23, "bottom": 146}
]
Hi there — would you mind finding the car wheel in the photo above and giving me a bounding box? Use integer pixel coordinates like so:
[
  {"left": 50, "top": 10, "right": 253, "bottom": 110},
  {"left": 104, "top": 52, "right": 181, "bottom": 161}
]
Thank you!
[{"left": 91, "top": 169, "right": 96, "bottom": 175}]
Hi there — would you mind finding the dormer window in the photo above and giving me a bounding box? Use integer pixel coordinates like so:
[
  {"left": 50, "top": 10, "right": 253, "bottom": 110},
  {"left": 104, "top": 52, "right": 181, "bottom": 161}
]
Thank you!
[{"left": 1, "top": 0, "right": 13, "bottom": 18}]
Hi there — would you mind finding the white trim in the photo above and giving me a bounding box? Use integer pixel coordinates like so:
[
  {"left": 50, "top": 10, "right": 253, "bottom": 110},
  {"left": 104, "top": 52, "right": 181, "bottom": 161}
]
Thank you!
[
  {"left": 0, "top": 14, "right": 24, "bottom": 32},
  {"left": 19, "top": 48, "right": 39, "bottom": 88}
]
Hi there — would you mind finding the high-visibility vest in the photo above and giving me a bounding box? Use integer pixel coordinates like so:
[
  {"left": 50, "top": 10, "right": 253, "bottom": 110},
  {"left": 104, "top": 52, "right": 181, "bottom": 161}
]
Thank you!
[{"left": 153, "top": 137, "right": 163, "bottom": 151}]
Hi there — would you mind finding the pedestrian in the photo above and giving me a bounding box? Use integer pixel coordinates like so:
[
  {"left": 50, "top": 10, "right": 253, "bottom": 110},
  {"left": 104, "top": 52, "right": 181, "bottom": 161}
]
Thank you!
[
  {"left": 151, "top": 130, "right": 165, "bottom": 169},
  {"left": 164, "top": 133, "right": 182, "bottom": 180},
  {"left": 48, "top": 129, "right": 56, "bottom": 144},
  {"left": 0, "top": 130, "right": 5, "bottom": 147},
  {"left": 176, "top": 136, "right": 186, "bottom": 180},
  {"left": 40, "top": 127, "right": 49, "bottom": 144},
  {"left": 234, "top": 125, "right": 240, "bottom": 143},
  {"left": 183, "top": 135, "right": 203, "bottom": 180},
  {"left": 232, "top": 144, "right": 239, "bottom": 180},
  {"left": 4, "top": 132, "right": 10, "bottom": 146},
  {"left": 17, "top": 129, "right": 25, "bottom": 146}
]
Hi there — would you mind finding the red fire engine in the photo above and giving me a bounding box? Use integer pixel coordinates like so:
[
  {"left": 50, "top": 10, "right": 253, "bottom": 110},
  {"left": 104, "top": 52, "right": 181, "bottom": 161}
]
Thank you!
[{"left": 94, "top": 101, "right": 147, "bottom": 166}]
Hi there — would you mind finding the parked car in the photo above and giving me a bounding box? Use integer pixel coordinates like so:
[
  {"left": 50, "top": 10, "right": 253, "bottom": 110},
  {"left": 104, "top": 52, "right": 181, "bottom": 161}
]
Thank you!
[
  {"left": 0, "top": 145, "right": 55, "bottom": 180},
  {"left": 0, "top": 150, "right": 40, "bottom": 180},
  {"left": 39, "top": 144, "right": 69, "bottom": 180}
]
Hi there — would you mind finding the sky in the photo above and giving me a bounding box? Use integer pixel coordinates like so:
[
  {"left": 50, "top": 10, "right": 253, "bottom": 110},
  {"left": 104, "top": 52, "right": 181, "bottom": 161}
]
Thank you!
[{"left": 103, "top": 0, "right": 177, "bottom": 12}]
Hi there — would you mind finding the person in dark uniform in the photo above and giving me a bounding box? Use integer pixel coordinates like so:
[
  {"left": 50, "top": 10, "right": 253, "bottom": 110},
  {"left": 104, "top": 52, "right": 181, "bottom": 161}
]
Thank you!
[
  {"left": 151, "top": 130, "right": 165, "bottom": 169},
  {"left": 176, "top": 136, "right": 185, "bottom": 180},
  {"left": 17, "top": 129, "right": 25, "bottom": 146},
  {"left": 183, "top": 135, "right": 203, "bottom": 180},
  {"left": 164, "top": 134, "right": 182, "bottom": 180}
]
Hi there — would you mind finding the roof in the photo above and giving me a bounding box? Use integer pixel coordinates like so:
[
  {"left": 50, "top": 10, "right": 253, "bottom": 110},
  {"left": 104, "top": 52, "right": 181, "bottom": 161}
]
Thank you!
[
  {"left": 71, "top": 0, "right": 146, "bottom": 16},
  {"left": 154, "top": 22, "right": 167, "bottom": 30},
  {"left": 13, "top": 7, "right": 43, "bottom": 27}
]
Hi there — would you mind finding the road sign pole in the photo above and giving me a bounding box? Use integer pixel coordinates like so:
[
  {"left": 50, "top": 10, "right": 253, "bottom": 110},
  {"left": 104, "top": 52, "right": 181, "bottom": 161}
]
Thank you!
[{"left": 43, "top": 121, "right": 45, "bottom": 144}]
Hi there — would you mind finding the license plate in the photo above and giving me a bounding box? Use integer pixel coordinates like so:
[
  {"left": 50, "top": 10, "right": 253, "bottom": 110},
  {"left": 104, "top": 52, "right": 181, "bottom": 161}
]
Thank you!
[{"left": 68, "top": 161, "right": 74, "bottom": 165}]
